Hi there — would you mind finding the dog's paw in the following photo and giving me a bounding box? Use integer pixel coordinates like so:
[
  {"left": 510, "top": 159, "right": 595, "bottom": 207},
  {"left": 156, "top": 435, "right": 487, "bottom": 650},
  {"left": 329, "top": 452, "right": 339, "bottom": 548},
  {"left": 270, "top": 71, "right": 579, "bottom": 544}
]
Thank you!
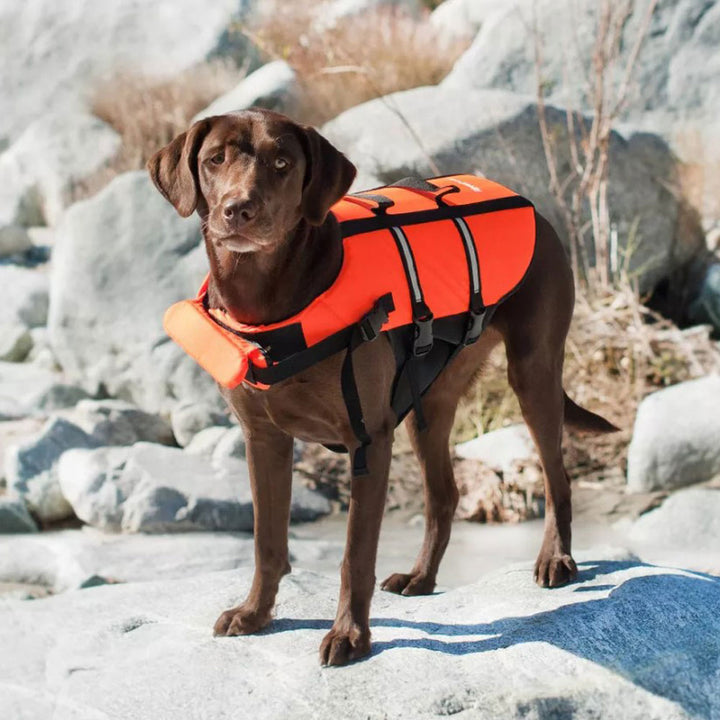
[
  {"left": 380, "top": 572, "right": 435, "bottom": 596},
  {"left": 533, "top": 552, "right": 578, "bottom": 588},
  {"left": 213, "top": 605, "right": 271, "bottom": 637},
  {"left": 319, "top": 622, "right": 371, "bottom": 666}
]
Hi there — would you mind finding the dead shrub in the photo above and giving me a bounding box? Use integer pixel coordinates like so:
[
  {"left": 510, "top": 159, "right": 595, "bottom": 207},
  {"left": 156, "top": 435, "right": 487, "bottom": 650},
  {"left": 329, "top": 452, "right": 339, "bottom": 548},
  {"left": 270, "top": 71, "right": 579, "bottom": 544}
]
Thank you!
[
  {"left": 244, "top": 2, "right": 469, "bottom": 125},
  {"left": 78, "top": 61, "right": 243, "bottom": 199}
]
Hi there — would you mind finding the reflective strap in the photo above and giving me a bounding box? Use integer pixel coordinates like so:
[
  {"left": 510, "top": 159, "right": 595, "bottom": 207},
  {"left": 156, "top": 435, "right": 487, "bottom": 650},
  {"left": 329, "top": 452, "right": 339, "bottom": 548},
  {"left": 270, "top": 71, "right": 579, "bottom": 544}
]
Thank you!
[{"left": 453, "top": 216, "right": 483, "bottom": 313}]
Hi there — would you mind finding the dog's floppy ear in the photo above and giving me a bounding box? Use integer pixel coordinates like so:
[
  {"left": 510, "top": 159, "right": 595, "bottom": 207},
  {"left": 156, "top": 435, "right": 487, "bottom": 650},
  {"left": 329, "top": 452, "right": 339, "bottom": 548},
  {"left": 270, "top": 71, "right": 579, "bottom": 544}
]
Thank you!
[
  {"left": 147, "top": 119, "right": 212, "bottom": 217},
  {"left": 299, "top": 125, "right": 356, "bottom": 226}
]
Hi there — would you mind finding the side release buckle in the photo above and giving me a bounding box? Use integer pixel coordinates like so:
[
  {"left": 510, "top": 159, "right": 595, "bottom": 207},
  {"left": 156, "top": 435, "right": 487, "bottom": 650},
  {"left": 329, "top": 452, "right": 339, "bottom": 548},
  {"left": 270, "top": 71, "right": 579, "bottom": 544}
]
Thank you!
[
  {"left": 462, "top": 309, "right": 486, "bottom": 346},
  {"left": 359, "top": 294, "right": 394, "bottom": 343},
  {"left": 413, "top": 313, "right": 434, "bottom": 356}
]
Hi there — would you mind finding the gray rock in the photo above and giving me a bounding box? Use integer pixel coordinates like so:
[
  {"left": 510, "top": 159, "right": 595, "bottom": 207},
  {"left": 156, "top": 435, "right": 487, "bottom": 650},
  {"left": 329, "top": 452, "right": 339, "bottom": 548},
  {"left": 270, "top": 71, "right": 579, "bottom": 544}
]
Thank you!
[
  {"left": 0, "top": 0, "right": 250, "bottom": 144},
  {"left": 58, "top": 441, "right": 329, "bottom": 533},
  {"left": 170, "top": 401, "right": 231, "bottom": 447},
  {"left": 48, "top": 171, "right": 216, "bottom": 412},
  {"left": 454, "top": 424, "right": 535, "bottom": 473},
  {"left": 443, "top": 0, "right": 720, "bottom": 227},
  {"left": 625, "top": 487, "right": 720, "bottom": 576},
  {"left": 183, "top": 426, "right": 230, "bottom": 456},
  {"left": 29, "top": 382, "right": 92, "bottom": 412},
  {"left": 57, "top": 446, "right": 133, "bottom": 531},
  {"left": 0, "top": 362, "right": 65, "bottom": 420},
  {"left": 0, "top": 324, "right": 32, "bottom": 362},
  {"left": 312, "top": 0, "right": 422, "bottom": 30},
  {"left": 688, "top": 262, "right": 720, "bottom": 333},
  {"left": 1, "top": 561, "right": 718, "bottom": 719},
  {"left": 627, "top": 375, "right": 720, "bottom": 492},
  {"left": 194, "top": 60, "right": 300, "bottom": 121},
  {"left": 5, "top": 416, "right": 97, "bottom": 522},
  {"left": 0, "top": 111, "right": 120, "bottom": 241},
  {"left": 429, "top": 0, "right": 500, "bottom": 40},
  {"left": 0, "top": 265, "right": 49, "bottom": 328},
  {"left": 0, "top": 226, "right": 31, "bottom": 257},
  {"left": 0, "top": 497, "right": 38, "bottom": 533},
  {"left": 323, "top": 86, "right": 697, "bottom": 292},
  {"left": 212, "top": 425, "right": 246, "bottom": 462},
  {"left": 0, "top": 527, "right": 343, "bottom": 594},
  {"left": 66, "top": 399, "right": 175, "bottom": 447}
]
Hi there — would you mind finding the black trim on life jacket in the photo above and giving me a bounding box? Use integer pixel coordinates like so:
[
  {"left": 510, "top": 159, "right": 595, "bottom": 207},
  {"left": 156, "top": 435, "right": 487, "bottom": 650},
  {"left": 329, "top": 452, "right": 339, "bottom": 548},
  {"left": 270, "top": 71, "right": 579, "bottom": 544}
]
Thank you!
[{"left": 339, "top": 194, "right": 533, "bottom": 237}]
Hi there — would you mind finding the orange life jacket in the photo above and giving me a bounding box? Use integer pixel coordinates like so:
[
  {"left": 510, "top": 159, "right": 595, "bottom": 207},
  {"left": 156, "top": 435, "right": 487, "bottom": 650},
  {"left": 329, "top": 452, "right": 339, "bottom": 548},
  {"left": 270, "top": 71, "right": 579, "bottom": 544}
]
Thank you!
[{"left": 164, "top": 174, "right": 536, "bottom": 473}]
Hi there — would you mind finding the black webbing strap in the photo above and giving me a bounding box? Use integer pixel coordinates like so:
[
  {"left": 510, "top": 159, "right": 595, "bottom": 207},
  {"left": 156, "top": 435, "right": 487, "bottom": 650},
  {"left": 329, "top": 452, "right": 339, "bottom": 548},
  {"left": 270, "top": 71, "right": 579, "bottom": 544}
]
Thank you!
[
  {"left": 348, "top": 192, "right": 394, "bottom": 214},
  {"left": 387, "top": 224, "right": 434, "bottom": 432}
]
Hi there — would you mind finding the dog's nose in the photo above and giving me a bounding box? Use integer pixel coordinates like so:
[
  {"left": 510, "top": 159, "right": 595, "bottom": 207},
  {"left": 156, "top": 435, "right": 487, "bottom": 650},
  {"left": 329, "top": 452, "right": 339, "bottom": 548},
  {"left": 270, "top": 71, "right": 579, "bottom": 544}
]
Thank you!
[{"left": 222, "top": 197, "right": 258, "bottom": 224}]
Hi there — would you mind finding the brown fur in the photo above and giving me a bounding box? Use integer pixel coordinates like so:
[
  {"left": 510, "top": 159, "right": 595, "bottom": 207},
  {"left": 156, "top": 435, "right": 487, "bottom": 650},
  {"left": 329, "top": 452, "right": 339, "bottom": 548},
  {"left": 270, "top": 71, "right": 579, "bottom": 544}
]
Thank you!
[{"left": 148, "top": 109, "right": 617, "bottom": 667}]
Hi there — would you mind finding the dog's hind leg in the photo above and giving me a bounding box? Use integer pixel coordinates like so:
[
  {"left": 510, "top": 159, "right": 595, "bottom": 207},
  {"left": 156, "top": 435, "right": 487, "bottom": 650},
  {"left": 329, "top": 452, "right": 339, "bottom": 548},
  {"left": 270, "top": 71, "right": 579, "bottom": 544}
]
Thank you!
[{"left": 496, "top": 214, "right": 579, "bottom": 588}]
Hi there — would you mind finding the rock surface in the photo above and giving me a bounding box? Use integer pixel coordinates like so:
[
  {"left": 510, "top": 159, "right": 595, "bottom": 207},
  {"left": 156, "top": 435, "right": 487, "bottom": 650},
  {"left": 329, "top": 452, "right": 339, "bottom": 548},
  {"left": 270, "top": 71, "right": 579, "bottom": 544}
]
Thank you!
[
  {"left": 4, "top": 416, "right": 99, "bottom": 522},
  {"left": 454, "top": 423, "right": 535, "bottom": 473},
  {"left": 0, "top": 0, "right": 249, "bottom": 143},
  {"left": 170, "top": 401, "right": 231, "bottom": 448},
  {"left": 0, "top": 111, "right": 120, "bottom": 242},
  {"left": 194, "top": 60, "right": 300, "bottom": 121},
  {"left": 323, "top": 86, "right": 698, "bottom": 292},
  {"left": 0, "top": 497, "right": 38, "bottom": 533},
  {"left": 66, "top": 399, "right": 175, "bottom": 447},
  {"left": 624, "top": 486, "right": 720, "bottom": 576},
  {"left": 57, "top": 441, "right": 331, "bottom": 533},
  {"left": 0, "top": 265, "right": 49, "bottom": 328},
  {"left": 0, "top": 363, "right": 66, "bottom": 420},
  {"left": 48, "top": 170, "right": 216, "bottom": 412},
  {"left": 443, "top": 0, "right": 720, "bottom": 227},
  {"left": 1, "top": 560, "right": 717, "bottom": 719},
  {"left": 0, "top": 528, "right": 343, "bottom": 593},
  {"left": 627, "top": 375, "right": 720, "bottom": 492},
  {"left": 430, "top": 0, "right": 498, "bottom": 39}
]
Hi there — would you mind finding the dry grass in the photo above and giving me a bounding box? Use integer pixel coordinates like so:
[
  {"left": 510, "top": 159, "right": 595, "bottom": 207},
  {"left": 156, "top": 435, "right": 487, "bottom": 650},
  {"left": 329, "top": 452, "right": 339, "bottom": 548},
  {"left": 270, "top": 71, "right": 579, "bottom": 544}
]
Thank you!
[
  {"left": 453, "top": 282, "right": 720, "bottom": 482},
  {"left": 243, "top": 1, "right": 469, "bottom": 125},
  {"left": 77, "top": 61, "right": 243, "bottom": 199}
]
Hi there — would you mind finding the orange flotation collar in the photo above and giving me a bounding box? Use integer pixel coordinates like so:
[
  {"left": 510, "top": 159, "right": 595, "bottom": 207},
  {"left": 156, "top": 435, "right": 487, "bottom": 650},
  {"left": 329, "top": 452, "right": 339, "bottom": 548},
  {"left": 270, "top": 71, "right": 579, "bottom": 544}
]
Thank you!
[{"left": 164, "top": 174, "right": 535, "bottom": 472}]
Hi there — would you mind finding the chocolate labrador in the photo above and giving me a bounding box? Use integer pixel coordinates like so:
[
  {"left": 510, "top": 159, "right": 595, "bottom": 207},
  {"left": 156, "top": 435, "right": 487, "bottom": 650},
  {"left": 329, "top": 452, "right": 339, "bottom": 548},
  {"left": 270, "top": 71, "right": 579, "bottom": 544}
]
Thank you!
[{"left": 148, "top": 109, "right": 617, "bottom": 666}]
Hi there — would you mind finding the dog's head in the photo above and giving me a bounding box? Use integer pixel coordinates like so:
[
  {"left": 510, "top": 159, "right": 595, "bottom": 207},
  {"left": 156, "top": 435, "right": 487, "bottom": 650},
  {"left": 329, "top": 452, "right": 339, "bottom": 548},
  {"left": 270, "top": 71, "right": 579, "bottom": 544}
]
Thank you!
[{"left": 147, "top": 109, "right": 356, "bottom": 255}]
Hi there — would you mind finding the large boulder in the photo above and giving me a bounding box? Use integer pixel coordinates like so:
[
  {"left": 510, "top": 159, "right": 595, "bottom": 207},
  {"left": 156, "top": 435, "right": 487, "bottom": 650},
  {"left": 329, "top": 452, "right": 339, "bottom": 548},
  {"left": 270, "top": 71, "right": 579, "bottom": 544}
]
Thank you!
[
  {"left": 0, "top": 561, "right": 718, "bottom": 719},
  {"left": 194, "top": 60, "right": 301, "bottom": 122},
  {"left": 57, "top": 441, "right": 331, "bottom": 533},
  {"left": 323, "top": 86, "right": 700, "bottom": 293},
  {"left": 625, "top": 487, "right": 720, "bottom": 576},
  {"left": 429, "top": 0, "right": 499, "bottom": 40},
  {"left": 443, "top": 0, "right": 720, "bottom": 227},
  {"left": 4, "top": 417, "right": 99, "bottom": 523},
  {"left": 627, "top": 375, "right": 720, "bottom": 492},
  {"left": 454, "top": 424, "right": 535, "bottom": 474},
  {"left": 48, "top": 170, "right": 217, "bottom": 412},
  {"left": 0, "top": 111, "right": 120, "bottom": 247},
  {"left": 0, "top": 0, "right": 254, "bottom": 144}
]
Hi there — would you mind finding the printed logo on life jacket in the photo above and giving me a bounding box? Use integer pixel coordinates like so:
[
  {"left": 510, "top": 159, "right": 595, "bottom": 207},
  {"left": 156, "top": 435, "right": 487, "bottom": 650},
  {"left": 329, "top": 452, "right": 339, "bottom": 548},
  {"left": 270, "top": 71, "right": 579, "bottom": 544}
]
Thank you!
[{"left": 453, "top": 178, "right": 484, "bottom": 192}]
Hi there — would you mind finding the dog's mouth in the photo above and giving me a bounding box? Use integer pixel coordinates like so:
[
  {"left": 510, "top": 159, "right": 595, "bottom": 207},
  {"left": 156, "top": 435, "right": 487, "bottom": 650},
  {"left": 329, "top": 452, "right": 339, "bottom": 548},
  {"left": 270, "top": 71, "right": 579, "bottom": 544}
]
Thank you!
[{"left": 215, "top": 235, "right": 263, "bottom": 253}]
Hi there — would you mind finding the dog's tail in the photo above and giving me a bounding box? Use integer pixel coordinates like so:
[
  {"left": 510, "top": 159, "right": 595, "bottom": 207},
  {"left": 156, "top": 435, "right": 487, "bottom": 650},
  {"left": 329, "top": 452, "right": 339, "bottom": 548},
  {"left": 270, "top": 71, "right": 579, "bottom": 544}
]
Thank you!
[{"left": 563, "top": 391, "right": 619, "bottom": 434}]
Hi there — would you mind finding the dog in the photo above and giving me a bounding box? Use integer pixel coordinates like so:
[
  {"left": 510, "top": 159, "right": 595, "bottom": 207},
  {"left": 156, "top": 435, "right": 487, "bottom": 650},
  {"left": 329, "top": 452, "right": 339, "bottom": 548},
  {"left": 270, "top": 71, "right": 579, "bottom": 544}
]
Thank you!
[{"left": 148, "top": 108, "right": 617, "bottom": 666}]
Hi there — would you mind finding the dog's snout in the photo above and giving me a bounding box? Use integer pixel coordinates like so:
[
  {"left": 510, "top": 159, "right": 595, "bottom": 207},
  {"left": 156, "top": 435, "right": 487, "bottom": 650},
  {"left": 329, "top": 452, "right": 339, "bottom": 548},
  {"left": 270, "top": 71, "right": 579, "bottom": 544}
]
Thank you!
[{"left": 222, "top": 197, "right": 258, "bottom": 224}]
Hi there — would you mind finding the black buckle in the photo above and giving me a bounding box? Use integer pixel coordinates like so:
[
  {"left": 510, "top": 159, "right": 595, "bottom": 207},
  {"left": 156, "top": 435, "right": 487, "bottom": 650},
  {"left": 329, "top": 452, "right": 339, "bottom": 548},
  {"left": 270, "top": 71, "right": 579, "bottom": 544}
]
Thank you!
[
  {"left": 463, "top": 309, "right": 486, "bottom": 346},
  {"left": 359, "top": 298, "right": 391, "bottom": 343},
  {"left": 413, "top": 313, "right": 434, "bottom": 356}
]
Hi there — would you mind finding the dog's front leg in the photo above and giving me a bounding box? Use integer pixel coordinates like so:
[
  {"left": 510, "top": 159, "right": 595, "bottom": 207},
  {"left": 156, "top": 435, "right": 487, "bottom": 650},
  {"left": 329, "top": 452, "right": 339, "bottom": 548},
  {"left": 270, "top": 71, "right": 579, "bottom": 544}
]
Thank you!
[
  {"left": 214, "top": 421, "right": 294, "bottom": 636},
  {"left": 320, "top": 430, "right": 393, "bottom": 666}
]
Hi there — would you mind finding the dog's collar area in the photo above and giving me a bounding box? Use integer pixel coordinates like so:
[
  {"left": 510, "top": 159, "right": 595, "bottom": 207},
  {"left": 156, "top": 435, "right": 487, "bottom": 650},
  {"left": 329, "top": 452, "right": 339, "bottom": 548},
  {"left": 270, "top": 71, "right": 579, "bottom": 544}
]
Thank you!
[{"left": 164, "top": 174, "right": 536, "bottom": 475}]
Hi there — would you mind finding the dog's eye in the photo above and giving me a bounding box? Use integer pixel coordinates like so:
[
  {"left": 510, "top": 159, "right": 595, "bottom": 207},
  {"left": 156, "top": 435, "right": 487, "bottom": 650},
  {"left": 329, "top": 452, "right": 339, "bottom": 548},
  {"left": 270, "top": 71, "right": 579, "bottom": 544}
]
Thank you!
[
  {"left": 274, "top": 157, "right": 289, "bottom": 171},
  {"left": 210, "top": 152, "right": 225, "bottom": 166}
]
